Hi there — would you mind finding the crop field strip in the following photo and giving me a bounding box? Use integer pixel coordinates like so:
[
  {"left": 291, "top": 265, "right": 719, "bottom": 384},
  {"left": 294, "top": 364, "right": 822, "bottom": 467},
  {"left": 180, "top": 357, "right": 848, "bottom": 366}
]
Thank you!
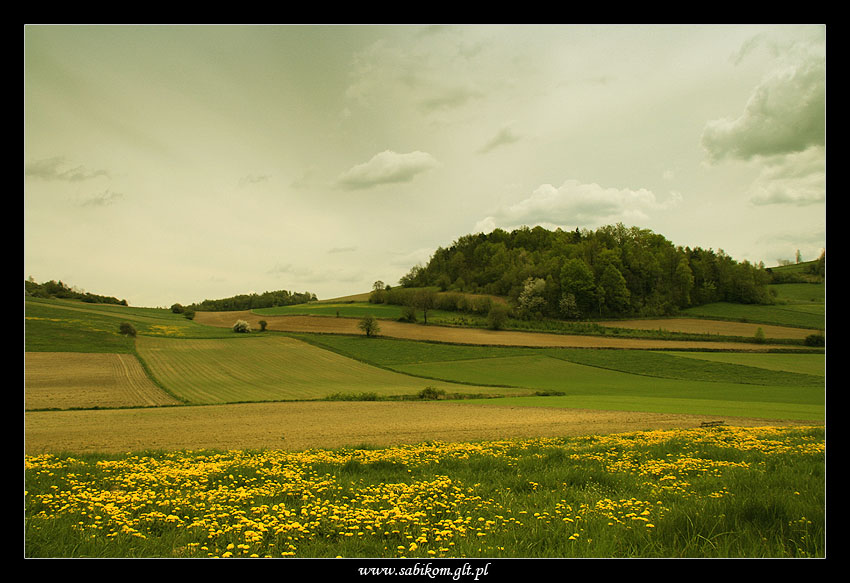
[
  {"left": 134, "top": 335, "right": 516, "bottom": 404},
  {"left": 25, "top": 352, "right": 180, "bottom": 410},
  {"left": 23, "top": 400, "right": 813, "bottom": 455},
  {"left": 193, "top": 310, "right": 810, "bottom": 351}
]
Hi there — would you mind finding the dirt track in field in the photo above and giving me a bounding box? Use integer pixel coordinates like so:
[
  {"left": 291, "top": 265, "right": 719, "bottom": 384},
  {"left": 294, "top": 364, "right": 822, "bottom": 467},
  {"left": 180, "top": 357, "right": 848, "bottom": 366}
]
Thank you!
[
  {"left": 25, "top": 352, "right": 181, "bottom": 410},
  {"left": 194, "top": 311, "right": 804, "bottom": 351},
  {"left": 23, "top": 400, "right": 815, "bottom": 455}
]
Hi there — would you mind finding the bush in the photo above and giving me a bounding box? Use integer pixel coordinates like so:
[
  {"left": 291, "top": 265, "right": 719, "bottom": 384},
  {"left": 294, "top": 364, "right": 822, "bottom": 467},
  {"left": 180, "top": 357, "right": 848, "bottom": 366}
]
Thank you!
[
  {"left": 258, "top": 320, "right": 268, "bottom": 331},
  {"left": 804, "top": 333, "right": 825, "bottom": 347},
  {"left": 487, "top": 302, "right": 510, "bottom": 330},
  {"left": 119, "top": 322, "right": 137, "bottom": 337},
  {"left": 183, "top": 310, "right": 195, "bottom": 320},
  {"left": 232, "top": 320, "right": 252, "bottom": 333},
  {"left": 753, "top": 327, "right": 766, "bottom": 344},
  {"left": 399, "top": 305, "right": 417, "bottom": 323},
  {"left": 170, "top": 303, "right": 184, "bottom": 314},
  {"left": 418, "top": 386, "right": 447, "bottom": 400}
]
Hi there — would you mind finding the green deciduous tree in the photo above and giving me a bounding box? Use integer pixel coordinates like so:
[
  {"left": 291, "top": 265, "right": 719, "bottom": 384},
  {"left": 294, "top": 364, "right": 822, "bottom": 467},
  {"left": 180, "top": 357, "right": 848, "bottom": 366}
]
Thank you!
[{"left": 358, "top": 315, "right": 381, "bottom": 337}]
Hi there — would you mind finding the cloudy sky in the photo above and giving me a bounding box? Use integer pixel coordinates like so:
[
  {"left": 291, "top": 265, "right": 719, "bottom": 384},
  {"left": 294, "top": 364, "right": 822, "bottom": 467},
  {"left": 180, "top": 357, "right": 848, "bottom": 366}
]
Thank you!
[{"left": 24, "top": 24, "right": 826, "bottom": 308}]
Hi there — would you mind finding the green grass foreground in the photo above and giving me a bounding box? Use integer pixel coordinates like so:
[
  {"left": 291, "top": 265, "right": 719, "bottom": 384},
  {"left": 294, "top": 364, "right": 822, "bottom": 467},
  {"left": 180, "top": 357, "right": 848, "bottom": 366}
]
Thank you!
[{"left": 25, "top": 425, "right": 824, "bottom": 558}]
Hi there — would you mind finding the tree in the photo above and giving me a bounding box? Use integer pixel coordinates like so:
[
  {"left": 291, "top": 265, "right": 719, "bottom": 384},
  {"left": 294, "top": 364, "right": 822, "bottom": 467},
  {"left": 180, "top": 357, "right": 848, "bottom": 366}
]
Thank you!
[
  {"left": 358, "top": 315, "right": 381, "bottom": 337},
  {"left": 258, "top": 320, "right": 268, "bottom": 331},
  {"left": 171, "top": 303, "right": 185, "bottom": 314},
  {"left": 517, "top": 277, "right": 547, "bottom": 319},
  {"left": 412, "top": 289, "right": 437, "bottom": 324},
  {"left": 119, "top": 322, "right": 137, "bottom": 337},
  {"left": 558, "top": 293, "right": 581, "bottom": 320}
]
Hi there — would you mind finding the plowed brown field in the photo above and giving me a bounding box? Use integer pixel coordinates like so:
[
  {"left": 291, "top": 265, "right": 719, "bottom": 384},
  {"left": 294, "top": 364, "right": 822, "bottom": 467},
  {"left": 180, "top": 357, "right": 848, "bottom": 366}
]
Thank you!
[
  {"left": 23, "top": 400, "right": 812, "bottom": 455},
  {"left": 25, "top": 352, "right": 181, "bottom": 410},
  {"left": 194, "top": 311, "right": 803, "bottom": 351},
  {"left": 596, "top": 318, "right": 820, "bottom": 339}
]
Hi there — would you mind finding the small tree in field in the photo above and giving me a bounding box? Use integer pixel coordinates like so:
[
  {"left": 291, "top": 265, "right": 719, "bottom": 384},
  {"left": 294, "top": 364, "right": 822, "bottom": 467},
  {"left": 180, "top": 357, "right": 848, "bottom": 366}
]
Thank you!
[
  {"left": 232, "top": 320, "right": 252, "bottom": 333},
  {"left": 258, "top": 320, "right": 268, "bottom": 331},
  {"left": 358, "top": 315, "right": 381, "bottom": 338}
]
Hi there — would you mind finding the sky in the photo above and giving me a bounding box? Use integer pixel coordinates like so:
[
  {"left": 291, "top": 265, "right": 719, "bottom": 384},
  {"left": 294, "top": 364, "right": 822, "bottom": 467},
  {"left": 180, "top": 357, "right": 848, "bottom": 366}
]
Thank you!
[{"left": 24, "top": 24, "right": 827, "bottom": 308}]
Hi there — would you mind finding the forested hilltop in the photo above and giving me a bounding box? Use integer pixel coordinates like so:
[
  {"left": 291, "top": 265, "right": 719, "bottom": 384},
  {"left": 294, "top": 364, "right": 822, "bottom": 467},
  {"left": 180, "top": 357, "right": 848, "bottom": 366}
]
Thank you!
[
  {"left": 25, "top": 278, "right": 128, "bottom": 306},
  {"left": 398, "top": 224, "right": 777, "bottom": 319},
  {"left": 183, "top": 289, "right": 318, "bottom": 313}
]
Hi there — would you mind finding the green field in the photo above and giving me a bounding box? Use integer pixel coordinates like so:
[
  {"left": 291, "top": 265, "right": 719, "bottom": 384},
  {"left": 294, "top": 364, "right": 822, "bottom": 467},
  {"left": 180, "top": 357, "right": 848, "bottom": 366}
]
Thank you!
[
  {"left": 25, "top": 297, "right": 232, "bottom": 353},
  {"left": 135, "top": 335, "right": 513, "bottom": 404},
  {"left": 25, "top": 296, "right": 826, "bottom": 421}
]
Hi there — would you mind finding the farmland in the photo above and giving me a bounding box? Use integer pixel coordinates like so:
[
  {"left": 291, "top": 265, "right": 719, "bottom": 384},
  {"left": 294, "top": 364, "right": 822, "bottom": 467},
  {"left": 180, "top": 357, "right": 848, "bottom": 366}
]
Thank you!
[{"left": 24, "top": 280, "right": 826, "bottom": 558}]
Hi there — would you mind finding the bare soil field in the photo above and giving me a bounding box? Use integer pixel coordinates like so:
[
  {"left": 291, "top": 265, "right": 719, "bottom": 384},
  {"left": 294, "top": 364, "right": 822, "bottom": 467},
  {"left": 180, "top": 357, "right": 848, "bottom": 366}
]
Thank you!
[
  {"left": 25, "top": 352, "right": 181, "bottom": 410},
  {"left": 595, "top": 318, "right": 820, "bottom": 339},
  {"left": 194, "top": 311, "right": 804, "bottom": 351},
  {"left": 23, "top": 400, "right": 813, "bottom": 455}
]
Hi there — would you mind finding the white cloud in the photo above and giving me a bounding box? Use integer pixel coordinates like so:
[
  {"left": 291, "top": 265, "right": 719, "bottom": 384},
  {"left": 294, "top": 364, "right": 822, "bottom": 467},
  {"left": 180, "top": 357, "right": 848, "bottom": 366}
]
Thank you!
[
  {"left": 475, "top": 179, "right": 679, "bottom": 232},
  {"left": 336, "top": 150, "right": 439, "bottom": 190},
  {"left": 748, "top": 146, "right": 826, "bottom": 206}
]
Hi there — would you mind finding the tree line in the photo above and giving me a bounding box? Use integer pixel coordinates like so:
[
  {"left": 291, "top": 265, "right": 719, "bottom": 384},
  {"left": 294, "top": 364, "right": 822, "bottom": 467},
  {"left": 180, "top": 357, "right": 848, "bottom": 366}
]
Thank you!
[
  {"left": 25, "top": 278, "right": 128, "bottom": 306},
  {"left": 396, "top": 224, "right": 777, "bottom": 320},
  {"left": 184, "top": 289, "right": 318, "bottom": 312}
]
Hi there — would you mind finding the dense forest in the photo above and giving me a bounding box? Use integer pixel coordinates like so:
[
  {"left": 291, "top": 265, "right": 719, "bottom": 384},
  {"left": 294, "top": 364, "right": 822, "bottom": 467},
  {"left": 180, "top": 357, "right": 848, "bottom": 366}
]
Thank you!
[
  {"left": 24, "top": 278, "right": 128, "bottom": 306},
  {"left": 398, "top": 224, "right": 777, "bottom": 319},
  {"left": 184, "top": 289, "right": 318, "bottom": 312}
]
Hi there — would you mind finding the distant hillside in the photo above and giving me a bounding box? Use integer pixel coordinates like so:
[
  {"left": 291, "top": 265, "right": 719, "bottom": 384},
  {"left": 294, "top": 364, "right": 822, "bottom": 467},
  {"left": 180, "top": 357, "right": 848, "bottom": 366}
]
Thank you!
[
  {"left": 398, "top": 223, "right": 776, "bottom": 319},
  {"left": 766, "top": 251, "right": 826, "bottom": 284},
  {"left": 24, "top": 278, "right": 127, "bottom": 306}
]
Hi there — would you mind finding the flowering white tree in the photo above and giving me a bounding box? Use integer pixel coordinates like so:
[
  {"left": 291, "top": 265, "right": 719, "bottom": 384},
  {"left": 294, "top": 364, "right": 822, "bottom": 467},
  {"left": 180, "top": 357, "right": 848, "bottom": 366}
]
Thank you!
[{"left": 232, "top": 320, "right": 252, "bottom": 333}]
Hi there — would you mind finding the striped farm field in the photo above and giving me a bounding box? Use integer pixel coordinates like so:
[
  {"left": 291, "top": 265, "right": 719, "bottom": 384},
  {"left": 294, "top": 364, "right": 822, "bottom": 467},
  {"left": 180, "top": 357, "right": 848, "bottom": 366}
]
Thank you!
[
  {"left": 193, "top": 311, "right": 805, "bottom": 351},
  {"left": 24, "top": 352, "right": 181, "bottom": 410},
  {"left": 135, "top": 334, "right": 514, "bottom": 404}
]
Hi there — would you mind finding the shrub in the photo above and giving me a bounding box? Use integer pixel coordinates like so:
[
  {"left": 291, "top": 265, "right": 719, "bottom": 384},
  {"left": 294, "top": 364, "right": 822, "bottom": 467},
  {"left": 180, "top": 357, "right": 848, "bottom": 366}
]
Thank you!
[
  {"left": 487, "top": 302, "right": 510, "bottom": 330},
  {"left": 118, "top": 322, "right": 137, "bottom": 337},
  {"left": 232, "top": 320, "right": 252, "bottom": 333},
  {"left": 754, "top": 327, "right": 766, "bottom": 344},
  {"left": 170, "top": 303, "right": 184, "bottom": 314},
  {"left": 183, "top": 310, "right": 195, "bottom": 320},
  {"left": 418, "top": 386, "right": 447, "bottom": 400},
  {"left": 258, "top": 320, "right": 268, "bottom": 331},
  {"left": 399, "top": 305, "right": 417, "bottom": 323},
  {"left": 804, "top": 333, "right": 825, "bottom": 347}
]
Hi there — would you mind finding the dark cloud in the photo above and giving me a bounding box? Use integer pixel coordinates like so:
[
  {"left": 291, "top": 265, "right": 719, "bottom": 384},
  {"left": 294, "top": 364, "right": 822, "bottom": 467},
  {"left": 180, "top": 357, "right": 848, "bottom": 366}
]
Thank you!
[
  {"left": 25, "top": 156, "right": 109, "bottom": 182},
  {"left": 478, "top": 124, "right": 522, "bottom": 154},
  {"left": 702, "top": 46, "right": 825, "bottom": 162},
  {"left": 79, "top": 189, "right": 124, "bottom": 207}
]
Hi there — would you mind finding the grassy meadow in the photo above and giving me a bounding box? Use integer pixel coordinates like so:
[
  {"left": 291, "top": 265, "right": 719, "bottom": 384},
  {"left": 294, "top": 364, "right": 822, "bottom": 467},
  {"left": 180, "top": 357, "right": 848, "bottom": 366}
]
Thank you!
[{"left": 24, "top": 279, "right": 827, "bottom": 558}]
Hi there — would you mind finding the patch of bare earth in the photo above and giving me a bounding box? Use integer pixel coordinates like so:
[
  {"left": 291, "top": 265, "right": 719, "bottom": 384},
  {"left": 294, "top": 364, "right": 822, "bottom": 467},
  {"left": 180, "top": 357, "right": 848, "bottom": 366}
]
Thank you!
[
  {"left": 23, "top": 401, "right": 813, "bottom": 454},
  {"left": 25, "top": 352, "right": 181, "bottom": 410},
  {"left": 194, "top": 311, "right": 802, "bottom": 351}
]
